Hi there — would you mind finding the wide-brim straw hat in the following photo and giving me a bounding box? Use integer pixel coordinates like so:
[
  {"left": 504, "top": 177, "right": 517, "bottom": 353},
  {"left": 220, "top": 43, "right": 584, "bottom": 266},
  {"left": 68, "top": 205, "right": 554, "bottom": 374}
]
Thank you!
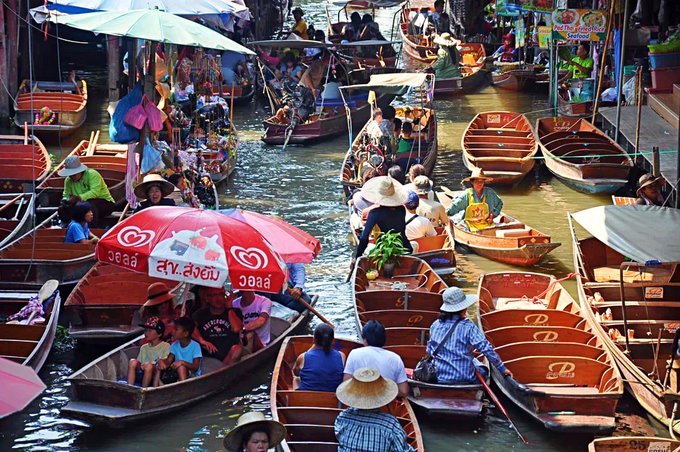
[
  {"left": 336, "top": 367, "right": 398, "bottom": 410},
  {"left": 441, "top": 287, "right": 477, "bottom": 313},
  {"left": 222, "top": 411, "right": 286, "bottom": 452},
  {"left": 38, "top": 280, "right": 59, "bottom": 303},
  {"left": 143, "top": 282, "right": 175, "bottom": 307},
  {"left": 434, "top": 32, "right": 461, "bottom": 47},
  {"left": 361, "top": 176, "right": 409, "bottom": 207},
  {"left": 463, "top": 168, "right": 494, "bottom": 184},
  {"left": 636, "top": 173, "right": 662, "bottom": 195},
  {"left": 134, "top": 173, "right": 175, "bottom": 200},
  {"left": 58, "top": 156, "right": 89, "bottom": 177}
]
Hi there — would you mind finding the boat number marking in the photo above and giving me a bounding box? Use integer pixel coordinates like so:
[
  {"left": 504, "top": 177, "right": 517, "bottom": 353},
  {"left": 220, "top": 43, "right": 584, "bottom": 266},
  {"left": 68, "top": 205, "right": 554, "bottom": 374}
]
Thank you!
[
  {"left": 395, "top": 297, "right": 406, "bottom": 308},
  {"left": 546, "top": 361, "right": 576, "bottom": 380},
  {"left": 533, "top": 331, "right": 559, "bottom": 342},
  {"left": 407, "top": 315, "right": 424, "bottom": 325},
  {"left": 524, "top": 313, "right": 549, "bottom": 325}
]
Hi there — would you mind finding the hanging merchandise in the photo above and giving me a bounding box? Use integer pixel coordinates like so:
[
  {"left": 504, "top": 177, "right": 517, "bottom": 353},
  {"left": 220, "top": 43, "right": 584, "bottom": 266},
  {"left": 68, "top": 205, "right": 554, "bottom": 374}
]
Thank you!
[
  {"left": 141, "top": 137, "right": 163, "bottom": 174},
  {"left": 124, "top": 96, "right": 149, "bottom": 130},
  {"left": 126, "top": 143, "right": 139, "bottom": 209},
  {"left": 145, "top": 98, "right": 164, "bottom": 132},
  {"left": 110, "top": 83, "right": 143, "bottom": 143}
]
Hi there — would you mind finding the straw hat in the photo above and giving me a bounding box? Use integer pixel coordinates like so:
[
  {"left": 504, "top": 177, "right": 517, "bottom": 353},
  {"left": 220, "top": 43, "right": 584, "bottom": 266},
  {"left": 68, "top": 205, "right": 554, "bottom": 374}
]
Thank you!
[
  {"left": 143, "top": 282, "right": 175, "bottom": 307},
  {"left": 434, "top": 32, "right": 461, "bottom": 47},
  {"left": 463, "top": 168, "right": 494, "bottom": 184},
  {"left": 360, "top": 176, "right": 409, "bottom": 207},
  {"left": 636, "top": 173, "right": 662, "bottom": 195},
  {"left": 134, "top": 174, "right": 175, "bottom": 200},
  {"left": 38, "top": 280, "right": 59, "bottom": 303},
  {"left": 58, "top": 156, "right": 88, "bottom": 177},
  {"left": 440, "top": 287, "right": 477, "bottom": 313},
  {"left": 336, "top": 367, "right": 398, "bottom": 410},
  {"left": 413, "top": 175, "right": 433, "bottom": 195},
  {"left": 222, "top": 412, "right": 286, "bottom": 452}
]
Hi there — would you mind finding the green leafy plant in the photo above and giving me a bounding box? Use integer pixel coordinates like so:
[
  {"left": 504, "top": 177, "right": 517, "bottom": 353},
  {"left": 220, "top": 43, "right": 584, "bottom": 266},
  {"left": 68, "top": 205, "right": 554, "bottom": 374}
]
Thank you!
[{"left": 367, "top": 230, "right": 408, "bottom": 271}]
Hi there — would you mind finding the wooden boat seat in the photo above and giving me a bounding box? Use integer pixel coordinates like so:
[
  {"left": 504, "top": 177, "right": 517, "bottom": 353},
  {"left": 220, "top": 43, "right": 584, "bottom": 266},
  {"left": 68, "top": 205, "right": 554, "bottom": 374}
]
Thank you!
[
  {"left": 492, "top": 296, "right": 547, "bottom": 311},
  {"left": 593, "top": 266, "right": 673, "bottom": 283},
  {"left": 277, "top": 390, "right": 340, "bottom": 408},
  {"left": 495, "top": 227, "right": 532, "bottom": 238},
  {"left": 525, "top": 385, "right": 601, "bottom": 395},
  {"left": 284, "top": 442, "right": 338, "bottom": 452},
  {"left": 284, "top": 425, "right": 337, "bottom": 443},
  {"left": 560, "top": 150, "right": 629, "bottom": 166},
  {"left": 412, "top": 233, "right": 447, "bottom": 252},
  {"left": 0, "top": 323, "right": 45, "bottom": 341},
  {"left": 0, "top": 338, "right": 38, "bottom": 358},
  {"left": 505, "top": 356, "right": 612, "bottom": 388},
  {"left": 540, "top": 130, "right": 608, "bottom": 144},
  {"left": 481, "top": 309, "right": 583, "bottom": 330},
  {"left": 468, "top": 129, "right": 532, "bottom": 138},
  {"left": 355, "top": 291, "right": 442, "bottom": 313},
  {"left": 384, "top": 345, "right": 427, "bottom": 368},
  {"left": 384, "top": 327, "right": 429, "bottom": 346},
  {"left": 359, "top": 309, "right": 439, "bottom": 328},
  {"left": 277, "top": 407, "right": 341, "bottom": 425},
  {"left": 495, "top": 342, "right": 609, "bottom": 363},
  {"left": 486, "top": 326, "right": 597, "bottom": 347}
]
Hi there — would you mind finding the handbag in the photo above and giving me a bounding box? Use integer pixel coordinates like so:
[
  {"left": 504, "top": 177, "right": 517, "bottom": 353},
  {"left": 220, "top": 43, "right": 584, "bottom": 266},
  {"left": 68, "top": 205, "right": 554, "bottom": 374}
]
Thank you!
[
  {"left": 124, "top": 95, "right": 149, "bottom": 130},
  {"left": 413, "top": 318, "right": 462, "bottom": 383},
  {"left": 144, "top": 97, "right": 164, "bottom": 132},
  {"left": 109, "top": 83, "right": 142, "bottom": 143}
]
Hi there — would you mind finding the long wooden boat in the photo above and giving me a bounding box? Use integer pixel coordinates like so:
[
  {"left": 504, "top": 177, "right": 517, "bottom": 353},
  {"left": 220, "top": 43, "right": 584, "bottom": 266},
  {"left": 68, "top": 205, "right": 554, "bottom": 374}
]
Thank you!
[
  {"left": 436, "top": 187, "right": 560, "bottom": 266},
  {"left": 570, "top": 206, "right": 680, "bottom": 436},
  {"left": 271, "top": 335, "right": 424, "bottom": 451},
  {"left": 462, "top": 112, "right": 537, "bottom": 186},
  {"left": 491, "top": 68, "right": 537, "bottom": 92},
  {"left": 187, "top": 131, "right": 238, "bottom": 186},
  {"left": 0, "top": 213, "right": 104, "bottom": 291},
  {"left": 558, "top": 87, "right": 615, "bottom": 117},
  {"left": 0, "top": 134, "right": 50, "bottom": 193},
  {"left": 328, "top": 23, "right": 398, "bottom": 68},
  {"left": 340, "top": 105, "right": 438, "bottom": 198},
  {"left": 399, "top": 6, "right": 437, "bottom": 64},
  {"left": 353, "top": 255, "right": 487, "bottom": 418},
  {"left": 536, "top": 117, "right": 633, "bottom": 195},
  {"left": 477, "top": 271, "right": 623, "bottom": 433},
  {"left": 0, "top": 287, "right": 61, "bottom": 372},
  {"left": 14, "top": 80, "right": 88, "bottom": 138},
  {"left": 64, "top": 262, "right": 188, "bottom": 346},
  {"left": 61, "top": 297, "right": 318, "bottom": 426},
  {"left": 434, "top": 44, "right": 489, "bottom": 96},
  {"left": 588, "top": 436, "right": 680, "bottom": 452},
  {"left": 0, "top": 193, "right": 34, "bottom": 249}
]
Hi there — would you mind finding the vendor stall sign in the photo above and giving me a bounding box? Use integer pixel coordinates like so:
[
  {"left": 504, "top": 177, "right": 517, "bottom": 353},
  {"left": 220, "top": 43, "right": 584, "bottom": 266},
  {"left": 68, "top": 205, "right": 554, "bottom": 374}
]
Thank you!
[
  {"left": 537, "top": 26, "right": 552, "bottom": 48},
  {"left": 518, "top": 0, "right": 554, "bottom": 13},
  {"left": 551, "top": 9, "right": 606, "bottom": 41},
  {"left": 496, "top": 0, "right": 520, "bottom": 17},
  {"left": 515, "top": 19, "right": 526, "bottom": 47}
]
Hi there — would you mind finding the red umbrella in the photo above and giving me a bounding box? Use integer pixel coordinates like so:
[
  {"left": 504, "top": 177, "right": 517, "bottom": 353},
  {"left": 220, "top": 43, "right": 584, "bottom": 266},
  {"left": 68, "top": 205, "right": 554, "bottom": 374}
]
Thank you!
[
  {"left": 95, "top": 207, "right": 288, "bottom": 292},
  {"left": 218, "top": 209, "right": 321, "bottom": 263},
  {"left": 0, "top": 357, "right": 46, "bottom": 419}
]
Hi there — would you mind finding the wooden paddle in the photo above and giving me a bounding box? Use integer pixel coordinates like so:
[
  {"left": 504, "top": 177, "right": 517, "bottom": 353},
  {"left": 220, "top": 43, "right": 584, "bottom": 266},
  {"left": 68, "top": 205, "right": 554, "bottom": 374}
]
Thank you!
[
  {"left": 296, "top": 296, "right": 335, "bottom": 329},
  {"left": 475, "top": 369, "right": 529, "bottom": 445},
  {"left": 0, "top": 194, "right": 24, "bottom": 216}
]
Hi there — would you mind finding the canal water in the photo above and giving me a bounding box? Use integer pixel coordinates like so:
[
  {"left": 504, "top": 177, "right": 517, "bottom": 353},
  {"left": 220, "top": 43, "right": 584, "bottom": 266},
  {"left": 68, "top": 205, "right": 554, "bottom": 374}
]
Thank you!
[{"left": 0, "top": 3, "right": 669, "bottom": 451}]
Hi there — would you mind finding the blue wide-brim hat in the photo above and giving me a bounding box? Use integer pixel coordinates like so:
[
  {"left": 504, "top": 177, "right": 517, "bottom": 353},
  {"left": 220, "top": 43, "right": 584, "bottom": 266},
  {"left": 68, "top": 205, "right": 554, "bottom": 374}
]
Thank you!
[{"left": 441, "top": 287, "right": 477, "bottom": 313}]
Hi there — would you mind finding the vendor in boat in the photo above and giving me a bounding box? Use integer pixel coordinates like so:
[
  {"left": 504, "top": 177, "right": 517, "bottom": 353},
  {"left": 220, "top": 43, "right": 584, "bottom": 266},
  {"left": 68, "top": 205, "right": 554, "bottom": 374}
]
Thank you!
[
  {"left": 58, "top": 156, "right": 116, "bottom": 227},
  {"left": 223, "top": 412, "right": 286, "bottom": 452},
  {"left": 492, "top": 33, "right": 518, "bottom": 63},
  {"left": 270, "top": 263, "right": 312, "bottom": 313},
  {"left": 404, "top": 191, "right": 437, "bottom": 252},
  {"left": 559, "top": 43, "right": 594, "bottom": 82},
  {"left": 445, "top": 169, "right": 503, "bottom": 232},
  {"left": 134, "top": 174, "right": 176, "bottom": 212},
  {"left": 64, "top": 202, "right": 100, "bottom": 245},
  {"left": 636, "top": 173, "right": 665, "bottom": 206},
  {"left": 291, "top": 7, "right": 309, "bottom": 40},
  {"left": 293, "top": 323, "right": 345, "bottom": 392},
  {"left": 432, "top": 33, "right": 462, "bottom": 79},
  {"left": 192, "top": 286, "right": 244, "bottom": 366},
  {"left": 140, "top": 282, "right": 179, "bottom": 341},
  {"left": 426, "top": 287, "right": 512, "bottom": 384}
]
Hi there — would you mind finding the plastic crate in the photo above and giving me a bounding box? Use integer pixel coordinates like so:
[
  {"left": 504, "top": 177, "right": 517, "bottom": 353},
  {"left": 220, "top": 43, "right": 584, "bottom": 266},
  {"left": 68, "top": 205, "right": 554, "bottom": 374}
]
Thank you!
[
  {"left": 651, "top": 66, "right": 680, "bottom": 91},
  {"left": 649, "top": 52, "right": 680, "bottom": 69}
]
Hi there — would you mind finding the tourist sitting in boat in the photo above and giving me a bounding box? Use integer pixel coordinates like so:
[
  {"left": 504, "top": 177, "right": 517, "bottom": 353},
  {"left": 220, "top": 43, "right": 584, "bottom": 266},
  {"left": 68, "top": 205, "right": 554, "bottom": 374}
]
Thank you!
[
  {"left": 404, "top": 164, "right": 434, "bottom": 201},
  {"left": 342, "top": 12, "right": 364, "bottom": 42},
  {"left": 192, "top": 287, "right": 244, "bottom": 366},
  {"left": 140, "top": 282, "right": 179, "bottom": 341},
  {"left": 413, "top": 176, "right": 448, "bottom": 226},
  {"left": 134, "top": 174, "right": 176, "bottom": 212},
  {"left": 353, "top": 176, "right": 413, "bottom": 262},
  {"left": 429, "top": 0, "right": 448, "bottom": 34},
  {"left": 387, "top": 165, "right": 405, "bottom": 185},
  {"left": 64, "top": 202, "right": 100, "bottom": 245},
  {"left": 636, "top": 173, "right": 665, "bottom": 206},
  {"left": 366, "top": 106, "right": 397, "bottom": 150},
  {"left": 293, "top": 323, "right": 345, "bottom": 391},
  {"left": 305, "top": 30, "right": 329, "bottom": 60},
  {"left": 280, "top": 52, "right": 304, "bottom": 84},
  {"left": 393, "top": 117, "right": 402, "bottom": 137},
  {"left": 270, "top": 263, "right": 312, "bottom": 313},
  {"left": 156, "top": 317, "right": 202, "bottom": 384},
  {"left": 126, "top": 317, "right": 170, "bottom": 387},
  {"left": 394, "top": 123, "right": 426, "bottom": 173},
  {"left": 559, "top": 43, "right": 594, "bottom": 82},
  {"left": 344, "top": 320, "right": 409, "bottom": 398},
  {"left": 396, "top": 122, "right": 415, "bottom": 154},
  {"left": 220, "top": 50, "right": 249, "bottom": 87},
  {"left": 410, "top": 7, "right": 432, "bottom": 38},
  {"left": 426, "top": 287, "right": 512, "bottom": 384},
  {"left": 432, "top": 33, "right": 462, "bottom": 79},
  {"left": 167, "top": 173, "right": 199, "bottom": 208},
  {"left": 291, "top": 7, "right": 309, "bottom": 40},
  {"left": 446, "top": 169, "right": 503, "bottom": 232},
  {"left": 233, "top": 291, "right": 272, "bottom": 353},
  {"left": 335, "top": 367, "right": 415, "bottom": 452},
  {"left": 492, "top": 33, "right": 518, "bottom": 63},
  {"left": 223, "top": 412, "right": 286, "bottom": 452},
  {"left": 58, "top": 156, "right": 116, "bottom": 227},
  {"left": 404, "top": 192, "right": 437, "bottom": 252}
]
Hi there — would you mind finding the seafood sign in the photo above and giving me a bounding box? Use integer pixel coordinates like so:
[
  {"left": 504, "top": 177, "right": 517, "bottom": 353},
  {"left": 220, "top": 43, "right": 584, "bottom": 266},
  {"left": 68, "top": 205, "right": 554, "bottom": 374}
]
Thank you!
[{"left": 551, "top": 9, "right": 606, "bottom": 42}]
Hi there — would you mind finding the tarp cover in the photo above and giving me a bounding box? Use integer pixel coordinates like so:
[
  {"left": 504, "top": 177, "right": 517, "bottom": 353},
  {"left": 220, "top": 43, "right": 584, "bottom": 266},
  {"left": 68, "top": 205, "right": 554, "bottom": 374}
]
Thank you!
[
  {"left": 329, "top": 0, "right": 405, "bottom": 7},
  {"left": 571, "top": 205, "right": 680, "bottom": 264},
  {"left": 341, "top": 72, "right": 428, "bottom": 93}
]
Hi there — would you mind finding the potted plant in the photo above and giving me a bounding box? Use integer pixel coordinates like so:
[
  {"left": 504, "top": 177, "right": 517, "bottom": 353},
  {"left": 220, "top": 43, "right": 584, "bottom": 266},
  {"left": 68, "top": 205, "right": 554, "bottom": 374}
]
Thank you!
[{"left": 367, "top": 230, "right": 408, "bottom": 278}]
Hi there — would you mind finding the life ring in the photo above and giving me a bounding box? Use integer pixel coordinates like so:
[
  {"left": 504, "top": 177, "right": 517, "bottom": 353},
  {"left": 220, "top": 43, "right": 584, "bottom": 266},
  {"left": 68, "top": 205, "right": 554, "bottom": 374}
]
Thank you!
[{"left": 34, "top": 106, "right": 56, "bottom": 125}]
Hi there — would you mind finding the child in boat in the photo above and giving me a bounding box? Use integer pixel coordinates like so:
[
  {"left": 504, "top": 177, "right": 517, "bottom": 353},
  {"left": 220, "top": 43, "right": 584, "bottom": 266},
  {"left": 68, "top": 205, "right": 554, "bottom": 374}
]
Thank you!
[
  {"left": 156, "top": 317, "right": 202, "bottom": 384},
  {"left": 126, "top": 317, "right": 170, "bottom": 387}
]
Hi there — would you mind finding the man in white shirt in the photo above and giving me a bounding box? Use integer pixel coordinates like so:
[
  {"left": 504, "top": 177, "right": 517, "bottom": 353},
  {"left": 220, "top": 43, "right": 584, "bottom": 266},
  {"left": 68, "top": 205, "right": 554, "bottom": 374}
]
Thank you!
[
  {"left": 404, "top": 191, "right": 436, "bottom": 253},
  {"left": 233, "top": 291, "right": 272, "bottom": 352},
  {"left": 413, "top": 175, "right": 448, "bottom": 226}
]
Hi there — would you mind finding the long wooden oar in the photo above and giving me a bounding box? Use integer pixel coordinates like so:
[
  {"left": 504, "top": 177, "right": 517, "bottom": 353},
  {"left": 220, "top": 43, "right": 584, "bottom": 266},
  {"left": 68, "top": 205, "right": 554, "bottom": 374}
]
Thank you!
[
  {"left": 296, "top": 296, "right": 335, "bottom": 329},
  {"left": 475, "top": 369, "right": 529, "bottom": 445}
]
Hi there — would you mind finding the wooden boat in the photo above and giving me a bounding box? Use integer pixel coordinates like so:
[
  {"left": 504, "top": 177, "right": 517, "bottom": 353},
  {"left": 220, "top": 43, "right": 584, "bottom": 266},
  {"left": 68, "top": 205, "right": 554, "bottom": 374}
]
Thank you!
[
  {"left": 0, "top": 213, "right": 105, "bottom": 290},
  {"left": 588, "top": 436, "right": 680, "bottom": 452},
  {"left": 434, "top": 44, "right": 489, "bottom": 96},
  {"left": 461, "top": 112, "right": 538, "bottom": 186},
  {"left": 570, "top": 205, "right": 680, "bottom": 436},
  {"left": 14, "top": 80, "right": 88, "bottom": 138},
  {"left": 272, "top": 335, "right": 424, "bottom": 451},
  {"left": 0, "top": 193, "right": 34, "bottom": 249},
  {"left": 536, "top": 117, "right": 633, "bottom": 194},
  {"left": 327, "top": 24, "right": 398, "bottom": 68},
  {"left": 36, "top": 137, "right": 128, "bottom": 212},
  {"left": 353, "top": 255, "right": 487, "bottom": 418},
  {"left": 477, "top": 271, "right": 623, "bottom": 433},
  {"left": 491, "top": 68, "right": 537, "bottom": 91},
  {"left": 61, "top": 297, "right": 318, "bottom": 426},
  {"left": 211, "top": 83, "right": 255, "bottom": 106},
  {"left": 399, "top": 6, "right": 437, "bottom": 64},
  {"left": 0, "top": 134, "right": 50, "bottom": 193},
  {"left": 64, "top": 263, "right": 188, "bottom": 346},
  {"left": 558, "top": 87, "right": 615, "bottom": 117},
  {"left": 187, "top": 131, "right": 238, "bottom": 186},
  {"left": 0, "top": 287, "right": 61, "bottom": 372},
  {"left": 436, "top": 187, "right": 560, "bottom": 266}
]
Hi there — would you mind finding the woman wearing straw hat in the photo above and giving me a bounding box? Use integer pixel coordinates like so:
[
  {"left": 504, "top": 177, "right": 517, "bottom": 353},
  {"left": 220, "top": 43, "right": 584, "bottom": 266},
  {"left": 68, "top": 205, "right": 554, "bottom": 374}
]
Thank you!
[
  {"left": 58, "top": 155, "right": 116, "bottom": 227},
  {"left": 223, "top": 411, "right": 286, "bottom": 452},
  {"left": 134, "top": 173, "right": 176, "bottom": 212},
  {"left": 335, "top": 367, "right": 415, "bottom": 452},
  {"left": 426, "top": 287, "right": 512, "bottom": 385},
  {"left": 445, "top": 168, "right": 503, "bottom": 232},
  {"left": 140, "top": 282, "right": 179, "bottom": 341},
  {"left": 636, "top": 173, "right": 665, "bottom": 206},
  {"left": 432, "top": 32, "right": 462, "bottom": 79}
]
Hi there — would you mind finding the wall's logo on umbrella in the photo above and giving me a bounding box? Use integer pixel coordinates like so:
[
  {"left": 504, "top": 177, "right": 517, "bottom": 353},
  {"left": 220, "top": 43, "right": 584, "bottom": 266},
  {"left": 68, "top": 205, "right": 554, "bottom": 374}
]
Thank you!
[
  {"left": 230, "top": 246, "right": 269, "bottom": 270},
  {"left": 117, "top": 226, "right": 156, "bottom": 248}
]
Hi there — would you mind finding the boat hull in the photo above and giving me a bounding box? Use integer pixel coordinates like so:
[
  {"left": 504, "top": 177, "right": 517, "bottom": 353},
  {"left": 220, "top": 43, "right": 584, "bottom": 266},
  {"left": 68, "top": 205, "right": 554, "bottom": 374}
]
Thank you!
[{"left": 434, "top": 69, "right": 488, "bottom": 96}]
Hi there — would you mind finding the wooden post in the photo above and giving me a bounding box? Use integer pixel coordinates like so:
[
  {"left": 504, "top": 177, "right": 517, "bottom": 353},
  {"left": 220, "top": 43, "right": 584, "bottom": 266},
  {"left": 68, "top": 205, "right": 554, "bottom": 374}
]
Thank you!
[
  {"left": 591, "top": 0, "right": 616, "bottom": 123},
  {"left": 0, "top": 4, "right": 10, "bottom": 119},
  {"left": 107, "top": 36, "right": 120, "bottom": 102},
  {"left": 7, "top": 0, "right": 18, "bottom": 98},
  {"left": 633, "top": 66, "right": 643, "bottom": 155},
  {"left": 652, "top": 146, "right": 660, "bottom": 177}
]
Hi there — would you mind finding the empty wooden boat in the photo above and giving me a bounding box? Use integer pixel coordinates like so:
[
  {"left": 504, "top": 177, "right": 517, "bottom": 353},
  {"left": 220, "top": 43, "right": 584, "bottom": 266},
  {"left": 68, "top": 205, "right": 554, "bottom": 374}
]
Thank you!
[
  {"left": 272, "top": 335, "right": 424, "bottom": 451},
  {"left": 491, "top": 67, "right": 537, "bottom": 92},
  {"left": 536, "top": 117, "right": 633, "bottom": 194},
  {"left": 588, "top": 436, "right": 680, "bottom": 452},
  {"left": 477, "top": 271, "right": 623, "bottom": 433},
  {"left": 64, "top": 262, "right": 188, "bottom": 345},
  {"left": 436, "top": 187, "right": 560, "bottom": 266},
  {"left": 462, "top": 112, "right": 537, "bottom": 185},
  {"left": 62, "top": 297, "right": 317, "bottom": 426},
  {"left": 353, "top": 255, "right": 486, "bottom": 419},
  {"left": 434, "top": 44, "right": 489, "bottom": 96},
  {"left": 0, "top": 134, "right": 50, "bottom": 193},
  {"left": 570, "top": 205, "right": 680, "bottom": 436},
  {"left": 0, "top": 193, "right": 34, "bottom": 249},
  {"left": 14, "top": 80, "right": 88, "bottom": 138}
]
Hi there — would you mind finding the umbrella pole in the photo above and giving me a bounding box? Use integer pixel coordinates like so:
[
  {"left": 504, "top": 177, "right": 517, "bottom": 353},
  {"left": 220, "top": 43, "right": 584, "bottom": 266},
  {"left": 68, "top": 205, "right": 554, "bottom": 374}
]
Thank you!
[{"left": 295, "top": 296, "right": 335, "bottom": 329}]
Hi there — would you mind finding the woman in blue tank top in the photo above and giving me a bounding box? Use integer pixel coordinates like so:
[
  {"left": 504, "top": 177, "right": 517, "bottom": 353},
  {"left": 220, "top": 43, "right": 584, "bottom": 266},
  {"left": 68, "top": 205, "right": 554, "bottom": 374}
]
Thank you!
[{"left": 294, "top": 324, "right": 345, "bottom": 392}]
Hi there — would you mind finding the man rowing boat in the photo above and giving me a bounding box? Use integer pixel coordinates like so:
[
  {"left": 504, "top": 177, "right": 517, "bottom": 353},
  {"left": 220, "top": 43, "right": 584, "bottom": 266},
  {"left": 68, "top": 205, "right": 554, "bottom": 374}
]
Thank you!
[{"left": 445, "top": 168, "right": 502, "bottom": 232}]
